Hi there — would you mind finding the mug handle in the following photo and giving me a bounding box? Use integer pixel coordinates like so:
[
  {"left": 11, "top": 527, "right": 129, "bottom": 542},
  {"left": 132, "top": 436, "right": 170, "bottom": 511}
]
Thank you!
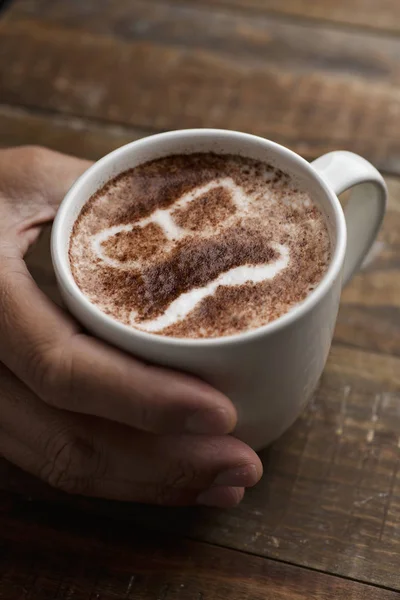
[{"left": 311, "top": 151, "right": 387, "bottom": 285}]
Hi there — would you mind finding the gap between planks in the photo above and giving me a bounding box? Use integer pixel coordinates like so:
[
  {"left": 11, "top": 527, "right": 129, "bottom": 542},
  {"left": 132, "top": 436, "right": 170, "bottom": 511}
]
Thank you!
[{"left": 2, "top": 102, "right": 400, "bottom": 179}]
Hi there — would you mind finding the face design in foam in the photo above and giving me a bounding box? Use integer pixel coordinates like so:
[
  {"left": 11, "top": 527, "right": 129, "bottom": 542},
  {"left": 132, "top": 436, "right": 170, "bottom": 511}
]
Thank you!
[
  {"left": 70, "top": 154, "right": 331, "bottom": 338},
  {"left": 91, "top": 178, "right": 290, "bottom": 332}
]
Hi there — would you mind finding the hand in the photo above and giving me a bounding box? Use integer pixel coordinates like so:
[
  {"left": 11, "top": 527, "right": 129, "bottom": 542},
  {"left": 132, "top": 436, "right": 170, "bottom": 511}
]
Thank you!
[{"left": 0, "top": 146, "right": 263, "bottom": 507}]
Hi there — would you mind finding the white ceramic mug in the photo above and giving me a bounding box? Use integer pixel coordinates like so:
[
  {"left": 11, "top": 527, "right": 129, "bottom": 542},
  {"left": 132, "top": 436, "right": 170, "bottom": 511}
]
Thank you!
[{"left": 51, "top": 130, "right": 387, "bottom": 450}]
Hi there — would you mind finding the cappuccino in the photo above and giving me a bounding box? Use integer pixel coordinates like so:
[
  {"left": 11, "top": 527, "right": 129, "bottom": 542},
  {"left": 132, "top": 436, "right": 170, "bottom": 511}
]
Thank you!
[{"left": 70, "top": 153, "right": 331, "bottom": 338}]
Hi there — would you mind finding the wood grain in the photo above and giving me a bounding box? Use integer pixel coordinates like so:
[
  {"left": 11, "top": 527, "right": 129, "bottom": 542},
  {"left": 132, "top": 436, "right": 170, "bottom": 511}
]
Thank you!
[
  {"left": 3, "top": 5, "right": 400, "bottom": 173},
  {"left": 9, "top": 0, "right": 400, "bottom": 34},
  {"left": 180, "top": 0, "right": 400, "bottom": 34},
  {"left": 1, "top": 493, "right": 397, "bottom": 600},
  {"left": 2, "top": 341, "right": 400, "bottom": 588},
  {"left": 1, "top": 0, "right": 400, "bottom": 594},
  {"left": 8, "top": 0, "right": 400, "bottom": 80},
  {"left": 0, "top": 104, "right": 152, "bottom": 159}
]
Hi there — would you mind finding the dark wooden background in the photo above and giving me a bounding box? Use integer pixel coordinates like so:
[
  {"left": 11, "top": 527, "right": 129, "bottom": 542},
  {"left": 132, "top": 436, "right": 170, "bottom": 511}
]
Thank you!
[{"left": 1, "top": 1, "right": 400, "bottom": 598}]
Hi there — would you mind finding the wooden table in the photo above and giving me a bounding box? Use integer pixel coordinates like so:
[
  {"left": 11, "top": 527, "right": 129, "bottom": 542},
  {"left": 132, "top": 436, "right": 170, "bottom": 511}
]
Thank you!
[{"left": 1, "top": 1, "right": 400, "bottom": 598}]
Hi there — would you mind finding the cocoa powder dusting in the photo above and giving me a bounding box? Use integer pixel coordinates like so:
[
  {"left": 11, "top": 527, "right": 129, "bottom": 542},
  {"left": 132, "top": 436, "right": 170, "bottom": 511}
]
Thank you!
[
  {"left": 137, "top": 230, "right": 277, "bottom": 320},
  {"left": 69, "top": 153, "right": 331, "bottom": 338},
  {"left": 172, "top": 186, "right": 237, "bottom": 231}
]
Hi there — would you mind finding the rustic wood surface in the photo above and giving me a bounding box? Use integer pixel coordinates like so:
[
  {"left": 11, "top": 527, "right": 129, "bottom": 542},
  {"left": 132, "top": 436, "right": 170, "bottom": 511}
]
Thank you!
[
  {"left": 1, "top": 0, "right": 400, "bottom": 598},
  {"left": 183, "top": 0, "right": 400, "bottom": 33},
  {"left": 4, "top": 1, "right": 400, "bottom": 175},
  {"left": 3, "top": 492, "right": 400, "bottom": 600}
]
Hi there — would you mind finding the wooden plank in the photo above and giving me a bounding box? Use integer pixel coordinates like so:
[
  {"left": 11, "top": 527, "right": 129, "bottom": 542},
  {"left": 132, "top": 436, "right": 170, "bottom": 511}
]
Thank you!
[
  {"left": 0, "top": 104, "right": 153, "bottom": 160},
  {"left": 1, "top": 342, "right": 400, "bottom": 588},
  {"left": 1, "top": 494, "right": 397, "bottom": 600},
  {"left": 178, "top": 0, "right": 400, "bottom": 34},
  {"left": 1, "top": 1, "right": 399, "bottom": 590},
  {"left": 9, "top": 0, "right": 400, "bottom": 34},
  {"left": 8, "top": 0, "right": 400, "bottom": 84},
  {"left": 6, "top": 1, "right": 400, "bottom": 82},
  {"left": 2, "top": 8, "right": 400, "bottom": 173}
]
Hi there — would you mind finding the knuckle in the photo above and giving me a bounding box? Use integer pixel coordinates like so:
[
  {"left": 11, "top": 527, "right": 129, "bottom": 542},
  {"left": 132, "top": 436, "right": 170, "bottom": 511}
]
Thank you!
[
  {"left": 39, "top": 430, "right": 77, "bottom": 492},
  {"left": 152, "top": 484, "right": 183, "bottom": 506},
  {"left": 39, "top": 429, "right": 102, "bottom": 495},
  {"left": 163, "top": 459, "right": 199, "bottom": 490},
  {"left": 0, "top": 266, "right": 28, "bottom": 317},
  {"left": 22, "top": 345, "right": 65, "bottom": 407},
  {"left": 0, "top": 277, "right": 64, "bottom": 387},
  {"left": 33, "top": 340, "right": 77, "bottom": 410}
]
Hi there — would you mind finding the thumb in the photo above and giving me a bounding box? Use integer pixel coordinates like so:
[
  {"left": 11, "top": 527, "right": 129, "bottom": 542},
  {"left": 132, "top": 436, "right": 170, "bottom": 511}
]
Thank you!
[
  {"left": 35, "top": 147, "right": 93, "bottom": 209},
  {"left": 0, "top": 145, "right": 92, "bottom": 210},
  {"left": 0, "top": 146, "right": 92, "bottom": 254}
]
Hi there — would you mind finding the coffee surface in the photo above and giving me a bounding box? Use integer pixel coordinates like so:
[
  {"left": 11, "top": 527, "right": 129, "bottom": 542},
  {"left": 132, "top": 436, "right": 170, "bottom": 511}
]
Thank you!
[{"left": 70, "top": 153, "right": 331, "bottom": 338}]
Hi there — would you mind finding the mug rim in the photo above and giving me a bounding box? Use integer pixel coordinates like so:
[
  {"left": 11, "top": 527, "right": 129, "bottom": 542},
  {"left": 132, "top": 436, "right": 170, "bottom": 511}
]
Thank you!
[{"left": 51, "top": 128, "right": 347, "bottom": 348}]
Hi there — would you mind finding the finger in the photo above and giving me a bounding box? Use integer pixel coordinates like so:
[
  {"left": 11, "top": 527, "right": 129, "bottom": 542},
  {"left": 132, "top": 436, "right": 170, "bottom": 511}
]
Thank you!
[
  {"left": 0, "top": 146, "right": 91, "bottom": 254},
  {"left": 196, "top": 486, "right": 245, "bottom": 508},
  {"left": 0, "top": 428, "right": 246, "bottom": 508},
  {"left": 0, "top": 430, "right": 245, "bottom": 508},
  {"left": 0, "top": 146, "right": 92, "bottom": 211},
  {"left": 0, "top": 259, "right": 237, "bottom": 435},
  {"left": 70, "top": 422, "right": 262, "bottom": 503},
  {"left": 0, "top": 362, "right": 262, "bottom": 505},
  {"left": 0, "top": 426, "right": 245, "bottom": 508},
  {"left": 30, "top": 147, "right": 92, "bottom": 209}
]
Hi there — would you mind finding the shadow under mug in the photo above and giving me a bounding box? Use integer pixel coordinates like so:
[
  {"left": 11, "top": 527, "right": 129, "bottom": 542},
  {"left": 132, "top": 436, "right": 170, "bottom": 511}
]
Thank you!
[{"left": 51, "top": 129, "right": 387, "bottom": 450}]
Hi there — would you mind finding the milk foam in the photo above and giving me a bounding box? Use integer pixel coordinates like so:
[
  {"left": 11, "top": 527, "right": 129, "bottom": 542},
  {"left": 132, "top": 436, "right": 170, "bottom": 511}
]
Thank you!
[
  {"left": 87, "top": 177, "right": 311, "bottom": 331},
  {"left": 130, "top": 243, "right": 289, "bottom": 332},
  {"left": 70, "top": 153, "right": 331, "bottom": 339}
]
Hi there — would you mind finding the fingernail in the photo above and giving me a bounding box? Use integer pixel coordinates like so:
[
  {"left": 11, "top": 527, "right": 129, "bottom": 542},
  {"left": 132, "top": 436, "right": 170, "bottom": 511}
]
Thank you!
[
  {"left": 213, "top": 464, "right": 259, "bottom": 487},
  {"left": 197, "top": 486, "right": 245, "bottom": 508},
  {"left": 186, "top": 407, "right": 235, "bottom": 435}
]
